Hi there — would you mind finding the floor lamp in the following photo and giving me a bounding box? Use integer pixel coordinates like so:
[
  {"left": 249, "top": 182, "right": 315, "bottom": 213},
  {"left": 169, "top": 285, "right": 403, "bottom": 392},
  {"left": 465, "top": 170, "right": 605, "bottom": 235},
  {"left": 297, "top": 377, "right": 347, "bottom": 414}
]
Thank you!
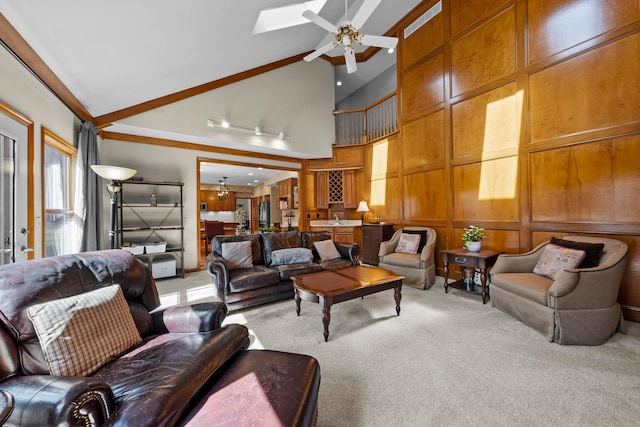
[{"left": 91, "top": 165, "right": 137, "bottom": 249}]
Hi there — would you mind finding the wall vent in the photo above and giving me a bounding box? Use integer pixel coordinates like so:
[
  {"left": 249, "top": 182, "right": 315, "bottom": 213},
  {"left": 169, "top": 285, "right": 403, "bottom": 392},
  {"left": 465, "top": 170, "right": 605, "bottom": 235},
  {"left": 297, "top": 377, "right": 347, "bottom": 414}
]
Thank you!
[{"left": 404, "top": 0, "right": 442, "bottom": 39}]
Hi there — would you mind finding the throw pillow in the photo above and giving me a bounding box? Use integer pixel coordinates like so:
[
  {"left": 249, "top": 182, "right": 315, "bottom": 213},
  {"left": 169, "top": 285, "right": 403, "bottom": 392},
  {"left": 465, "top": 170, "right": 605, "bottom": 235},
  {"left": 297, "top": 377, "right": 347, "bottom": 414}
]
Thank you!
[
  {"left": 221, "top": 241, "right": 253, "bottom": 270},
  {"left": 533, "top": 243, "right": 586, "bottom": 280},
  {"left": 550, "top": 237, "right": 604, "bottom": 268},
  {"left": 402, "top": 229, "right": 428, "bottom": 253},
  {"left": 313, "top": 239, "right": 341, "bottom": 261},
  {"left": 271, "top": 248, "right": 314, "bottom": 266},
  {"left": 395, "top": 233, "right": 421, "bottom": 255},
  {"left": 27, "top": 284, "right": 142, "bottom": 377}
]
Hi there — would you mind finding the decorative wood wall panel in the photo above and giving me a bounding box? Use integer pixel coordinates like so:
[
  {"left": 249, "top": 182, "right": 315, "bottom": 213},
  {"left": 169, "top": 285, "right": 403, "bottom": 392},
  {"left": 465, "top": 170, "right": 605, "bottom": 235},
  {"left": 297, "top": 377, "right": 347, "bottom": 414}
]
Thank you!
[
  {"left": 451, "top": 82, "right": 521, "bottom": 160},
  {"left": 450, "top": 7, "right": 517, "bottom": 97},
  {"left": 403, "top": 109, "right": 445, "bottom": 172},
  {"left": 403, "top": 169, "right": 448, "bottom": 222},
  {"left": 450, "top": 0, "right": 509, "bottom": 36},
  {"left": 529, "top": 32, "right": 640, "bottom": 143},
  {"left": 527, "top": 0, "right": 639, "bottom": 63},
  {"left": 452, "top": 157, "right": 520, "bottom": 222},
  {"left": 530, "top": 136, "right": 640, "bottom": 224},
  {"left": 354, "top": 0, "right": 640, "bottom": 320},
  {"left": 401, "top": 52, "right": 444, "bottom": 121},
  {"left": 401, "top": 7, "right": 444, "bottom": 71}
]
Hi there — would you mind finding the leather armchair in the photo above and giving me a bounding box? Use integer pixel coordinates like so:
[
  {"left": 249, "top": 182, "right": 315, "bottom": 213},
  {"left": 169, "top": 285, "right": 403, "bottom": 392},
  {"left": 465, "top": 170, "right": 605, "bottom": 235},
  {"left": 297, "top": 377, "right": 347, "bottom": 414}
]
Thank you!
[
  {"left": 378, "top": 227, "right": 437, "bottom": 289},
  {"left": 490, "top": 236, "right": 629, "bottom": 345}
]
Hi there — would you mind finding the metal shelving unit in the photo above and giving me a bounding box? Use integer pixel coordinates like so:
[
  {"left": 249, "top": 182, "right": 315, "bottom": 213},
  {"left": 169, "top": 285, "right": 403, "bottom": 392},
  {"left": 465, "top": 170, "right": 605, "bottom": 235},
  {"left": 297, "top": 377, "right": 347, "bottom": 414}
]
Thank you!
[{"left": 117, "top": 180, "right": 185, "bottom": 278}]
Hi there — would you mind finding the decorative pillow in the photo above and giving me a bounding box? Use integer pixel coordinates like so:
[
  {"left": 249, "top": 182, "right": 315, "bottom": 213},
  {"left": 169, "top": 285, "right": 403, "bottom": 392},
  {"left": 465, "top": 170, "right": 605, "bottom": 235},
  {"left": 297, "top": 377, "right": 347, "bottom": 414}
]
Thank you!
[
  {"left": 271, "top": 248, "right": 314, "bottom": 266},
  {"left": 533, "top": 243, "right": 586, "bottom": 280},
  {"left": 395, "top": 233, "right": 421, "bottom": 255},
  {"left": 402, "top": 229, "right": 428, "bottom": 253},
  {"left": 550, "top": 237, "right": 604, "bottom": 268},
  {"left": 313, "top": 239, "right": 341, "bottom": 261},
  {"left": 27, "top": 285, "right": 142, "bottom": 377},
  {"left": 221, "top": 241, "right": 253, "bottom": 270}
]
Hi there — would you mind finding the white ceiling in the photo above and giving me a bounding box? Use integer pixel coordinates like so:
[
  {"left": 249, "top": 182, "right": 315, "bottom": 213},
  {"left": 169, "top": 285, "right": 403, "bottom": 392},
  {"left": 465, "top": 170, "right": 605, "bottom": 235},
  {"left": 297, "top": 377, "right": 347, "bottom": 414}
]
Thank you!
[
  {"left": 200, "top": 162, "right": 294, "bottom": 187},
  {"left": 0, "top": 0, "right": 420, "bottom": 117},
  {"left": 0, "top": 0, "right": 421, "bottom": 186}
]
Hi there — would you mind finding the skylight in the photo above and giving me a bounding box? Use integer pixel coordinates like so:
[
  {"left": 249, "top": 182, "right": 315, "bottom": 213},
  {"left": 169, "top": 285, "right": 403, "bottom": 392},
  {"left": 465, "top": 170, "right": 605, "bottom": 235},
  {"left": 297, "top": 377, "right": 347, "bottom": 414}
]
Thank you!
[{"left": 253, "top": 0, "right": 327, "bottom": 34}]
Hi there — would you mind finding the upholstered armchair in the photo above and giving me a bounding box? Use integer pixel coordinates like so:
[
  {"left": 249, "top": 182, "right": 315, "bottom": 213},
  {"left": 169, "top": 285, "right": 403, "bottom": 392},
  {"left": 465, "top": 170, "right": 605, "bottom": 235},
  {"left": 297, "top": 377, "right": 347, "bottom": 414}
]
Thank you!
[
  {"left": 490, "top": 236, "right": 629, "bottom": 345},
  {"left": 378, "top": 227, "right": 437, "bottom": 289}
]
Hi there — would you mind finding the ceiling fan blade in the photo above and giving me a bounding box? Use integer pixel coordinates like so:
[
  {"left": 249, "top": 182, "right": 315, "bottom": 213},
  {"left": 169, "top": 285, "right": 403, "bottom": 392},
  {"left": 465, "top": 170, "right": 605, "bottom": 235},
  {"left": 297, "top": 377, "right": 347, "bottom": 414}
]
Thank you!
[
  {"left": 303, "top": 42, "right": 337, "bottom": 62},
  {"left": 344, "top": 47, "right": 357, "bottom": 74},
  {"left": 359, "top": 34, "right": 398, "bottom": 49},
  {"left": 302, "top": 9, "right": 338, "bottom": 33},
  {"left": 351, "top": 0, "right": 382, "bottom": 30}
]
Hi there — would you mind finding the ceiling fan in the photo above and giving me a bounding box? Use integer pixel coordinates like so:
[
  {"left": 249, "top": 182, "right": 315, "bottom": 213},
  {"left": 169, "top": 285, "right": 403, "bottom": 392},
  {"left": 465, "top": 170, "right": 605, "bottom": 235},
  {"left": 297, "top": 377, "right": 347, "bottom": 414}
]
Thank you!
[{"left": 302, "top": 0, "right": 399, "bottom": 74}]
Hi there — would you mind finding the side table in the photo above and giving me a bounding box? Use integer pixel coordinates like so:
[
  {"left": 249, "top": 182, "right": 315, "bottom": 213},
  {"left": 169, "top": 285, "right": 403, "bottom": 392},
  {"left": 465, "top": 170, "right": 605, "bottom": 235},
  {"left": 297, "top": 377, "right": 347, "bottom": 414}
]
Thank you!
[{"left": 442, "top": 248, "right": 502, "bottom": 304}]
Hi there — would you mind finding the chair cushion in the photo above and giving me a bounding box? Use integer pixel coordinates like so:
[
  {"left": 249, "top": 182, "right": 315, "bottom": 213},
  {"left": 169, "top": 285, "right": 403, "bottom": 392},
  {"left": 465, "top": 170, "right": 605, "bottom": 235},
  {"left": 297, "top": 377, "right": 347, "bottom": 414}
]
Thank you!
[
  {"left": 221, "top": 241, "right": 253, "bottom": 270},
  {"left": 402, "top": 229, "right": 429, "bottom": 253},
  {"left": 533, "top": 243, "right": 586, "bottom": 280},
  {"left": 395, "top": 233, "right": 421, "bottom": 254},
  {"left": 27, "top": 285, "right": 142, "bottom": 377},
  {"left": 380, "top": 252, "right": 421, "bottom": 268},
  {"left": 314, "top": 239, "right": 341, "bottom": 261},
  {"left": 228, "top": 266, "right": 280, "bottom": 293},
  {"left": 491, "top": 272, "right": 554, "bottom": 305},
  {"left": 550, "top": 237, "right": 604, "bottom": 268},
  {"left": 271, "top": 248, "right": 314, "bottom": 266}
]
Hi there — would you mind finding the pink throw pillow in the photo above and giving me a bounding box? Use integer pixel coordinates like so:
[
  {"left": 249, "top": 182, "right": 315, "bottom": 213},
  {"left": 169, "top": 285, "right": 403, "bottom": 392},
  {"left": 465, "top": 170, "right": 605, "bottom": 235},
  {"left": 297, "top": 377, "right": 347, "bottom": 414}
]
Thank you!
[
  {"left": 395, "top": 233, "right": 421, "bottom": 255},
  {"left": 533, "top": 243, "right": 586, "bottom": 280}
]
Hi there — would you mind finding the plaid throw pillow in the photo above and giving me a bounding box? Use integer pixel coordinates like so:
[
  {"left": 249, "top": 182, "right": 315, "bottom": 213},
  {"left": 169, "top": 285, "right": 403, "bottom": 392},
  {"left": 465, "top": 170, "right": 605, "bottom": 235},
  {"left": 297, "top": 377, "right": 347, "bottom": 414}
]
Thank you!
[{"left": 27, "top": 285, "right": 141, "bottom": 377}]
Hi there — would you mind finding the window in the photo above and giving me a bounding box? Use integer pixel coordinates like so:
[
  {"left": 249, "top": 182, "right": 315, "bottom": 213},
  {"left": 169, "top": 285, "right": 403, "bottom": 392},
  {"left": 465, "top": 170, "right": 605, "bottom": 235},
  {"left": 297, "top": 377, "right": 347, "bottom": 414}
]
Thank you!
[{"left": 42, "top": 129, "right": 77, "bottom": 256}]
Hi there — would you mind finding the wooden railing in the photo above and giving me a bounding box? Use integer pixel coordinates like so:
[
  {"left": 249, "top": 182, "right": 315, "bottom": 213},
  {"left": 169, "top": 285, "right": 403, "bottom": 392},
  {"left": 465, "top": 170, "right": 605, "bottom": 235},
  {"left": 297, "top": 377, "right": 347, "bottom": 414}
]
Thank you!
[{"left": 333, "top": 92, "right": 398, "bottom": 146}]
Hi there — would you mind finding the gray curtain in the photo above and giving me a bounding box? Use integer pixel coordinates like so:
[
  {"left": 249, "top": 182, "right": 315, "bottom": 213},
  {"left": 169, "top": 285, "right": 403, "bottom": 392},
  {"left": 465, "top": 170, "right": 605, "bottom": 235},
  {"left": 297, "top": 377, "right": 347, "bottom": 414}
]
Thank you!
[{"left": 74, "top": 122, "right": 103, "bottom": 251}]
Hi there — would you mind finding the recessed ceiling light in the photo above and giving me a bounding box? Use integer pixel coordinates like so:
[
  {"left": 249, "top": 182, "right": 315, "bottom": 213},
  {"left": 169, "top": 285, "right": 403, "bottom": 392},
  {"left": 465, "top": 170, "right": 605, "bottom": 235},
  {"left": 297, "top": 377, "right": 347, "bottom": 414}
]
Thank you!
[
  {"left": 388, "top": 48, "right": 395, "bottom": 54},
  {"left": 336, "top": 81, "right": 342, "bottom": 86},
  {"left": 248, "top": 172, "right": 253, "bottom": 176},
  {"left": 254, "top": 180, "right": 259, "bottom": 183}
]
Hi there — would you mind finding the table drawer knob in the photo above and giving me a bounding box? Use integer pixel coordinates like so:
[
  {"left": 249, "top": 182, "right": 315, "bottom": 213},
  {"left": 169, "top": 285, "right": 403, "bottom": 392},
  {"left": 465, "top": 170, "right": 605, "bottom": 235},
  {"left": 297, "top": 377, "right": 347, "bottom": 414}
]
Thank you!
[{"left": 454, "top": 256, "right": 467, "bottom": 263}]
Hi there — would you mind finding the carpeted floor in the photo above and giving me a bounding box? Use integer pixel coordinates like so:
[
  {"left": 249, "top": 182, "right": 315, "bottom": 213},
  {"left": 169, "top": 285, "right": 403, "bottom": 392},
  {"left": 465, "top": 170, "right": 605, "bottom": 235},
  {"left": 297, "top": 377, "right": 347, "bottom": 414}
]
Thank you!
[{"left": 156, "top": 271, "right": 640, "bottom": 426}]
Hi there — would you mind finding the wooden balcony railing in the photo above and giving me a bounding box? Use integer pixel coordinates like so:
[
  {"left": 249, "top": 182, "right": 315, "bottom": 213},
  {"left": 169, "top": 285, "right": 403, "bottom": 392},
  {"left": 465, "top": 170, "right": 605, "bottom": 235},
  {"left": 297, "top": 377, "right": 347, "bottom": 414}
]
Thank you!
[{"left": 333, "top": 92, "right": 398, "bottom": 146}]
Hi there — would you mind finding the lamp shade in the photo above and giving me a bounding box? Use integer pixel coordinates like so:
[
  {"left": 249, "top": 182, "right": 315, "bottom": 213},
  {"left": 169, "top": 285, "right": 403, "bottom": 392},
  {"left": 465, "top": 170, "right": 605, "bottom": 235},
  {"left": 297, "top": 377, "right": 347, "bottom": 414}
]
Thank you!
[
  {"left": 91, "top": 165, "right": 137, "bottom": 181},
  {"left": 356, "top": 200, "right": 370, "bottom": 213}
]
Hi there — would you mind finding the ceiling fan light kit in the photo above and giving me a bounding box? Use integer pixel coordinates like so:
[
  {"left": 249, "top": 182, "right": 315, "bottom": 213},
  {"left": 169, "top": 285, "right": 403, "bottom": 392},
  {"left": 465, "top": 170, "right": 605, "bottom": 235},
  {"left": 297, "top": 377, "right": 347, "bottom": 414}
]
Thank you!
[
  {"left": 302, "top": 0, "right": 398, "bottom": 74},
  {"left": 207, "top": 119, "right": 287, "bottom": 140}
]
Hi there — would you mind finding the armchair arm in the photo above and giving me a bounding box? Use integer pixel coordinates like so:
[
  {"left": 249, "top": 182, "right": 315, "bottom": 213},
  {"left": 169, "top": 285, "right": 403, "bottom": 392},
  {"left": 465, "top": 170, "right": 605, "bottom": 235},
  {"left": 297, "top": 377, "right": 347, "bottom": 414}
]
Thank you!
[
  {"left": 420, "top": 239, "right": 437, "bottom": 268},
  {"left": 491, "top": 242, "right": 548, "bottom": 274},
  {"left": 2, "top": 375, "right": 115, "bottom": 426},
  {"left": 379, "top": 230, "right": 402, "bottom": 258},
  {"left": 334, "top": 242, "right": 360, "bottom": 265},
  {"left": 151, "top": 302, "right": 228, "bottom": 333}
]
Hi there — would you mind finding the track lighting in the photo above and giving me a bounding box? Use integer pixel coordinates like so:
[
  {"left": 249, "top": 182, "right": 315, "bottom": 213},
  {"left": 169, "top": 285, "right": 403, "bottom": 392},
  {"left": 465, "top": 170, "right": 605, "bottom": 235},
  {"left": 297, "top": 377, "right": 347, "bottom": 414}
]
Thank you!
[{"left": 207, "top": 120, "right": 287, "bottom": 140}]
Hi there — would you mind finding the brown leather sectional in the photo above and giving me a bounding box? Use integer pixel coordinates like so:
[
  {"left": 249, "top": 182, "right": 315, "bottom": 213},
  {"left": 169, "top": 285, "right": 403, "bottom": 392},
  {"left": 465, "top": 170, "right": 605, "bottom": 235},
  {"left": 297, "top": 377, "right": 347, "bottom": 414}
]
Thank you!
[{"left": 207, "top": 230, "right": 360, "bottom": 311}]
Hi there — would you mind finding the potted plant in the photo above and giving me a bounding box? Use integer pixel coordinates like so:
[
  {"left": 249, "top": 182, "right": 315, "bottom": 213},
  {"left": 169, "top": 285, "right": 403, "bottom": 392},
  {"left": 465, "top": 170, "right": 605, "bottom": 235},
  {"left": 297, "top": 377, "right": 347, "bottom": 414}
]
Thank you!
[
  {"left": 462, "top": 225, "right": 485, "bottom": 251},
  {"left": 234, "top": 206, "right": 248, "bottom": 235}
]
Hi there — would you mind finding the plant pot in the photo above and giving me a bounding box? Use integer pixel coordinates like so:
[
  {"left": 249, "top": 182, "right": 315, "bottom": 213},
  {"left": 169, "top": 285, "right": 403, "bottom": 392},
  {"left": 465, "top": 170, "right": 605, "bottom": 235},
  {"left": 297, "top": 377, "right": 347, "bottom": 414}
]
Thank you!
[{"left": 466, "top": 241, "right": 482, "bottom": 252}]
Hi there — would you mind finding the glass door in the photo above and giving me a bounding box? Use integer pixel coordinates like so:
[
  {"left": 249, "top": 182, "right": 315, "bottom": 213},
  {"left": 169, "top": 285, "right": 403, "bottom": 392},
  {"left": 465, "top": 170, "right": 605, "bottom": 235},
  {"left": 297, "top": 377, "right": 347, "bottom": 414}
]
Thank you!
[{"left": 0, "top": 133, "right": 15, "bottom": 264}]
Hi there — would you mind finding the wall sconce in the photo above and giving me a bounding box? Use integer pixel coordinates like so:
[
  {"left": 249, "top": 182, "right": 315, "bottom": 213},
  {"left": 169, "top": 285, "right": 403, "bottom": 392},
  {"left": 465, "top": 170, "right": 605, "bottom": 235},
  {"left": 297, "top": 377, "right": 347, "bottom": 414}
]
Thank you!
[
  {"left": 207, "top": 119, "right": 287, "bottom": 140},
  {"left": 91, "top": 165, "right": 137, "bottom": 249},
  {"left": 356, "top": 200, "right": 370, "bottom": 223}
]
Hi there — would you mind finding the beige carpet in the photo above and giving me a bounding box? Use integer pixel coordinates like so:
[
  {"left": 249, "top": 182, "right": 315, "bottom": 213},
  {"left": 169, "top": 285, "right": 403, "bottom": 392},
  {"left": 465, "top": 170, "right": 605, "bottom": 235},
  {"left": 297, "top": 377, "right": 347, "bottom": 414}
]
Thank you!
[{"left": 156, "top": 272, "right": 640, "bottom": 427}]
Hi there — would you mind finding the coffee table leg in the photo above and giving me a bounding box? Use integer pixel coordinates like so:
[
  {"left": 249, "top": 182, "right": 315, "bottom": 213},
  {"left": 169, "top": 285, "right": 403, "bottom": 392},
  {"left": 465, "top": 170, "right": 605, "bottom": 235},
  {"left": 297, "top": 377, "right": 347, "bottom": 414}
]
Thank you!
[
  {"left": 394, "top": 286, "right": 401, "bottom": 316},
  {"left": 294, "top": 289, "right": 301, "bottom": 316},
  {"left": 322, "top": 304, "right": 331, "bottom": 342}
]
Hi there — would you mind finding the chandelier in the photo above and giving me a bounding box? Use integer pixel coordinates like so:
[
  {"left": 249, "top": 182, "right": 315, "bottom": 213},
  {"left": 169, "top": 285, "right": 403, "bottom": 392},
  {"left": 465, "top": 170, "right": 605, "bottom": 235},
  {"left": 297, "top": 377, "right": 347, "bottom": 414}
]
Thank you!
[{"left": 218, "top": 177, "right": 230, "bottom": 200}]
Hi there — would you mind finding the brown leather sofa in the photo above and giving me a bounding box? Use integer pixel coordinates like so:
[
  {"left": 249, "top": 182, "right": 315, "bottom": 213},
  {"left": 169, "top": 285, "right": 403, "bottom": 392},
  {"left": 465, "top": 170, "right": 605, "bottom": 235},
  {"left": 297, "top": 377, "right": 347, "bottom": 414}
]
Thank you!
[
  {"left": 207, "top": 230, "right": 359, "bottom": 311},
  {"left": 0, "top": 250, "right": 320, "bottom": 426}
]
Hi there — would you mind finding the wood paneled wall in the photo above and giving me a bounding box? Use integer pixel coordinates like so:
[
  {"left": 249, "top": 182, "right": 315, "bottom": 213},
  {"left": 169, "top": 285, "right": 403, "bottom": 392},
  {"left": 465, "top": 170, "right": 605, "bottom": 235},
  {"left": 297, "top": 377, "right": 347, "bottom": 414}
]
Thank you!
[{"left": 361, "top": 0, "right": 640, "bottom": 321}]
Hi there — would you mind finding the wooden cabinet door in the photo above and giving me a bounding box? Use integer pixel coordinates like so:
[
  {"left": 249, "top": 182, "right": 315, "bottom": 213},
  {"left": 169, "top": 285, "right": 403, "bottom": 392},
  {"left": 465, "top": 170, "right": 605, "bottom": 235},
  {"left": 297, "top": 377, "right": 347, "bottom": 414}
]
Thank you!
[
  {"left": 342, "top": 170, "right": 356, "bottom": 208},
  {"left": 316, "top": 171, "right": 329, "bottom": 209},
  {"left": 206, "top": 191, "right": 219, "bottom": 211},
  {"left": 334, "top": 228, "right": 354, "bottom": 243}
]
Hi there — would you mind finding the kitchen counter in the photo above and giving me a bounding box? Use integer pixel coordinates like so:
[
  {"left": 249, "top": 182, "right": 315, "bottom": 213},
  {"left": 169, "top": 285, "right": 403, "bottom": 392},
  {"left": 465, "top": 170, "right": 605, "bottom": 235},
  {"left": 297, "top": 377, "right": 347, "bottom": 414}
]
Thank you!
[{"left": 309, "top": 220, "right": 362, "bottom": 228}]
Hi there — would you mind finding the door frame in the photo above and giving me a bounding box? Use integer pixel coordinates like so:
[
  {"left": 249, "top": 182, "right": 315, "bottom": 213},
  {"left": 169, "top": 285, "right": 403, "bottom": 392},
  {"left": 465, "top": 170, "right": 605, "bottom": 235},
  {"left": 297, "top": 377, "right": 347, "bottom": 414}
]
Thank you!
[{"left": 0, "top": 101, "right": 35, "bottom": 260}]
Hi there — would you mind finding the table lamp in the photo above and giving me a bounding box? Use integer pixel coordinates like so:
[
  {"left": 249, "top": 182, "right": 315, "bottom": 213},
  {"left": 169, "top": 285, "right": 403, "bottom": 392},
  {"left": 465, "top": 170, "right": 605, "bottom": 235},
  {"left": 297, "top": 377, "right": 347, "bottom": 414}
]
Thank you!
[
  {"left": 356, "top": 200, "right": 370, "bottom": 223},
  {"left": 91, "top": 165, "right": 137, "bottom": 249}
]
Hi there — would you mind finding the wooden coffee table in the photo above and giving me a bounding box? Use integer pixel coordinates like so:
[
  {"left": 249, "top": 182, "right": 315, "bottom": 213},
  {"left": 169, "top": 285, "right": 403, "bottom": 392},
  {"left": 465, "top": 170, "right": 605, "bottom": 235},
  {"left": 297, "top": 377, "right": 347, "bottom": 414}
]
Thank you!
[{"left": 292, "top": 266, "right": 404, "bottom": 341}]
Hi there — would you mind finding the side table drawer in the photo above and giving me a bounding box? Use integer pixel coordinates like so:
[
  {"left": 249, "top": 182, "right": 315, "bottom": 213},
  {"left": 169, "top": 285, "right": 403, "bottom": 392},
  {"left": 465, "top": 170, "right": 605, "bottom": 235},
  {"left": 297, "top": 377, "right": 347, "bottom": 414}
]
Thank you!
[{"left": 452, "top": 255, "right": 479, "bottom": 267}]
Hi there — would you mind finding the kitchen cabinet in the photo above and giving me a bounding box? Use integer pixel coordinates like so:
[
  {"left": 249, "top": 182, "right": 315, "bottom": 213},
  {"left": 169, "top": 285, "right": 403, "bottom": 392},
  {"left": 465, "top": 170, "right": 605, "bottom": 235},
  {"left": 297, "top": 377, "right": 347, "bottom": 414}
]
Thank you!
[
  {"left": 203, "top": 190, "right": 236, "bottom": 211},
  {"left": 315, "top": 170, "right": 356, "bottom": 209},
  {"left": 276, "top": 178, "right": 297, "bottom": 210},
  {"left": 310, "top": 226, "right": 360, "bottom": 246}
]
